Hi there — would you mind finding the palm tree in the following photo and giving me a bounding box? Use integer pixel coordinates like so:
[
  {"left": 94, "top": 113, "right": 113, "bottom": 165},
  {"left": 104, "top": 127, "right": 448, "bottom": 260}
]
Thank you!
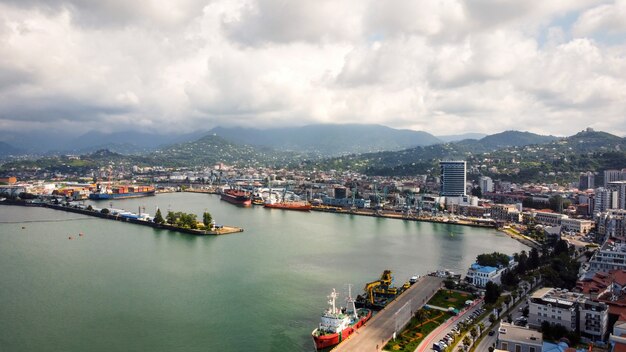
[
  {"left": 504, "top": 295, "right": 511, "bottom": 309},
  {"left": 470, "top": 326, "right": 478, "bottom": 341},
  {"left": 463, "top": 336, "right": 471, "bottom": 348}
]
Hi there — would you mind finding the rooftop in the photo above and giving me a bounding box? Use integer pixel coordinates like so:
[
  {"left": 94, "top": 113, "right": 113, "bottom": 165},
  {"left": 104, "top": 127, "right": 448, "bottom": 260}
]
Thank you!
[
  {"left": 498, "top": 323, "right": 542, "bottom": 346},
  {"left": 470, "top": 263, "right": 498, "bottom": 274}
]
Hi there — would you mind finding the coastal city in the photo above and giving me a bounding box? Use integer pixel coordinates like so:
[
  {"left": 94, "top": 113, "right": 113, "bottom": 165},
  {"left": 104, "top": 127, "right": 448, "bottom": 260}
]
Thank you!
[
  {"left": 3, "top": 154, "right": 626, "bottom": 351},
  {"left": 2, "top": 1, "right": 626, "bottom": 352}
]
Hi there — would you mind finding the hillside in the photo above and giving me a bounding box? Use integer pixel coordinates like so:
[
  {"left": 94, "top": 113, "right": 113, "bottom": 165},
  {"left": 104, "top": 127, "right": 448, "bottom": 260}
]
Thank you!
[
  {"left": 0, "top": 141, "right": 22, "bottom": 158},
  {"left": 210, "top": 124, "right": 442, "bottom": 156},
  {"left": 305, "top": 129, "right": 626, "bottom": 181},
  {"left": 152, "top": 134, "right": 296, "bottom": 167}
]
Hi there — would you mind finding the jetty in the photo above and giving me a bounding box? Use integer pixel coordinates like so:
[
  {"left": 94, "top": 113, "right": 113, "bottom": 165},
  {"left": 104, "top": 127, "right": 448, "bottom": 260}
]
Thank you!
[
  {"left": 0, "top": 201, "right": 243, "bottom": 236},
  {"left": 332, "top": 276, "right": 444, "bottom": 351}
]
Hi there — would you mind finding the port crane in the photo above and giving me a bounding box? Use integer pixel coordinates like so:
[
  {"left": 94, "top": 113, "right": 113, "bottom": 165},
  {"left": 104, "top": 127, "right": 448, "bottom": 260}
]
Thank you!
[{"left": 363, "top": 270, "right": 393, "bottom": 304}]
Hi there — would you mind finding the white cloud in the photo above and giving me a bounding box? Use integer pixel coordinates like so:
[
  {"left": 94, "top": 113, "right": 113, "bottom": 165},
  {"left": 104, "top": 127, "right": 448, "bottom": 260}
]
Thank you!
[
  {"left": 573, "top": 0, "right": 626, "bottom": 37},
  {"left": 0, "top": 0, "right": 625, "bottom": 137}
]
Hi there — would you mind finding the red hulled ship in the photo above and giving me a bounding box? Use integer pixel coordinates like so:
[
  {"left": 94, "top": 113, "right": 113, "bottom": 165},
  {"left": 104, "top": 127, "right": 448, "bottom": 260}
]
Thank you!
[
  {"left": 311, "top": 287, "right": 372, "bottom": 350},
  {"left": 220, "top": 188, "right": 252, "bottom": 206}
]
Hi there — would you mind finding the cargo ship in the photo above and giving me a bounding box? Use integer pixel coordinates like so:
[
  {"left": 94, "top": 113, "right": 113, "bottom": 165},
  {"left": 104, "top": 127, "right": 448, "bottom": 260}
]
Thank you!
[
  {"left": 312, "top": 287, "right": 371, "bottom": 350},
  {"left": 89, "top": 184, "right": 155, "bottom": 200},
  {"left": 220, "top": 188, "right": 252, "bottom": 206},
  {"left": 264, "top": 201, "right": 311, "bottom": 211},
  {"left": 355, "top": 270, "right": 411, "bottom": 311}
]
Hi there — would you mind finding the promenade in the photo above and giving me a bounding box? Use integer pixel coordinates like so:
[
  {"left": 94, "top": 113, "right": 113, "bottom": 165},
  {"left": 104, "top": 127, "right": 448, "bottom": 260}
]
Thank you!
[{"left": 333, "top": 276, "right": 444, "bottom": 352}]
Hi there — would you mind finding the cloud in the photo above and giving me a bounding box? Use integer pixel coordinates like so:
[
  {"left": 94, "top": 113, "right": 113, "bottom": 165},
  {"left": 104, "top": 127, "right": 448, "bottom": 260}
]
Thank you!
[
  {"left": 0, "top": 0, "right": 625, "bottom": 138},
  {"left": 222, "top": 0, "right": 364, "bottom": 45},
  {"left": 573, "top": 0, "right": 626, "bottom": 37}
]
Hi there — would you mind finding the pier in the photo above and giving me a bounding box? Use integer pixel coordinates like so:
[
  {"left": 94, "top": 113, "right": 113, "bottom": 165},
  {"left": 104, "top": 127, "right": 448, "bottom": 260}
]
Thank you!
[
  {"left": 0, "top": 201, "right": 244, "bottom": 236},
  {"left": 332, "top": 276, "right": 444, "bottom": 352}
]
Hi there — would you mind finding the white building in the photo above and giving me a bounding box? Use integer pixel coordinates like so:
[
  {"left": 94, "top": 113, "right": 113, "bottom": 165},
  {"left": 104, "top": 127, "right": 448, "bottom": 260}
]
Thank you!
[
  {"left": 533, "top": 211, "right": 567, "bottom": 227},
  {"left": 609, "top": 181, "right": 626, "bottom": 210},
  {"left": 528, "top": 287, "right": 608, "bottom": 341},
  {"left": 496, "top": 323, "right": 543, "bottom": 352},
  {"left": 596, "top": 209, "right": 626, "bottom": 240},
  {"left": 465, "top": 257, "right": 516, "bottom": 288},
  {"left": 560, "top": 218, "right": 594, "bottom": 235},
  {"left": 595, "top": 187, "right": 619, "bottom": 213},
  {"left": 588, "top": 240, "right": 626, "bottom": 274},
  {"left": 479, "top": 176, "right": 494, "bottom": 193}
]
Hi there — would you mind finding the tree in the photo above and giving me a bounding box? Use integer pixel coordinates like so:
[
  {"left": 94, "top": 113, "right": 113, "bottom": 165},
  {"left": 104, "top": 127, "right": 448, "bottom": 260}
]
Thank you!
[
  {"left": 517, "top": 251, "right": 528, "bottom": 274},
  {"left": 476, "top": 252, "right": 511, "bottom": 267},
  {"left": 528, "top": 248, "right": 540, "bottom": 269},
  {"left": 166, "top": 211, "right": 176, "bottom": 225},
  {"left": 444, "top": 279, "right": 456, "bottom": 289},
  {"left": 471, "top": 186, "right": 482, "bottom": 198},
  {"left": 203, "top": 212, "right": 213, "bottom": 228},
  {"left": 86, "top": 205, "right": 93, "bottom": 211},
  {"left": 100, "top": 208, "right": 110, "bottom": 214},
  {"left": 489, "top": 313, "right": 496, "bottom": 324},
  {"left": 485, "top": 282, "right": 501, "bottom": 304},
  {"left": 511, "top": 290, "right": 518, "bottom": 303},
  {"left": 470, "top": 326, "right": 478, "bottom": 341},
  {"left": 154, "top": 208, "right": 165, "bottom": 224},
  {"left": 504, "top": 295, "right": 511, "bottom": 309},
  {"left": 415, "top": 309, "right": 426, "bottom": 326},
  {"left": 463, "top": 336, "right": 471, "bottom": 348},
  {"left": 553, "top": 239, "right": 569, "bottom": 256}
]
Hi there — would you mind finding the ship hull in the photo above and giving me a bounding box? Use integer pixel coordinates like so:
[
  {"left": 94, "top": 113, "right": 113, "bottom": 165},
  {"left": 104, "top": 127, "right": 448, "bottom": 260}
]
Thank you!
[
  {"left": 264, "top": 203, "right": 311, "bottom": 211},
  {"left": 220, "top": 192, "right": 251, "bottom": 206},
  {"left": 312, "top": 309, "right": 371, "bottom": 350},
  {"left": 88, "top": 191, "right": 155, "bottom": 200}
]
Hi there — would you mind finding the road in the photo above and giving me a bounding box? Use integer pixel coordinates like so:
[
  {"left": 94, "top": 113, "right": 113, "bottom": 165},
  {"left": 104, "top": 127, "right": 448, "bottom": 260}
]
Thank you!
[
  {"left": 415, "top": 299, "right": 483, "bottom": 352},
  {"left": 332, "top": 276, "right": 444, "bottom": 352},
  {"left": 473, "top": 295, "right": 528, "bottom": 351}
]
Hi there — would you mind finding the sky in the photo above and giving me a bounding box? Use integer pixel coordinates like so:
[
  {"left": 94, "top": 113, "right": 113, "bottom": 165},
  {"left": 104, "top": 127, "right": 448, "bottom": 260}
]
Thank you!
[{"left": 0, "top": 0, "right": 625, "bottom": 137}]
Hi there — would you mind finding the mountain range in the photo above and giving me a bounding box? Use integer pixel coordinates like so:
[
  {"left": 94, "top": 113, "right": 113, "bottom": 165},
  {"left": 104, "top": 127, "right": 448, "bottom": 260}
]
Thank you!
[{"left": 0, "top": 124, "right": 557, "bottom": 158}]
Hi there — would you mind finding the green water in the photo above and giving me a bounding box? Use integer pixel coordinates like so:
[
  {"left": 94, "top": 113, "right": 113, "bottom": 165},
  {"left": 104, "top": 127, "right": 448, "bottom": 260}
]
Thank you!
[{"left": 0, "top": 193, "right": 528, "bottom": 351}]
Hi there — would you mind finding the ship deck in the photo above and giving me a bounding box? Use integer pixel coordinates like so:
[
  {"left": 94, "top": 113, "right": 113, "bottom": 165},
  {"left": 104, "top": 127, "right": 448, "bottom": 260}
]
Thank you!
[{"left": 331, "top": 276, "right": 444, "bottom": 352}]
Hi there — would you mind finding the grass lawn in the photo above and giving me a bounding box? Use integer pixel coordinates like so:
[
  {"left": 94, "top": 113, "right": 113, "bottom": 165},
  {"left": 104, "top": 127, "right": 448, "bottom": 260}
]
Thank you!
[
  {"left": 384, "top": 308, "right": 451, "bottom": 352},
  {"left": 427, "top": 289, "right": 474, "bottom": 311}
]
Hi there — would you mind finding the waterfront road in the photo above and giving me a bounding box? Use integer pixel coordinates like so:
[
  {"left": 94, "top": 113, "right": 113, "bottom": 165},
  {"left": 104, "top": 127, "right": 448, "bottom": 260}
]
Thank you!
[
  {"left": 333, "top": 276, "right": 444, "bottom": 352},
  {"left": 416, "top": 299, "right": 483, "bottom": 352}
]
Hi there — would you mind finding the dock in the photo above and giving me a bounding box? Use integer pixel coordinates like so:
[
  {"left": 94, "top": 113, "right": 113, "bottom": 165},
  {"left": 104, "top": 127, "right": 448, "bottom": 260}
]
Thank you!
[
  {"left": 332, "top": 276, "right": 444, "bottom": 351},
  {"left": 310, "top": 206, "right": 496, "bottom": 228}
]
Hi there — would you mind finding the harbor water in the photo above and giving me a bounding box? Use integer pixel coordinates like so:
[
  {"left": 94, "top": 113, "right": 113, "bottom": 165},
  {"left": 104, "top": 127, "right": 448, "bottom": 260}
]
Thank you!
[{"left": 0, "top": 192, "right": 528, "bottom": 351}]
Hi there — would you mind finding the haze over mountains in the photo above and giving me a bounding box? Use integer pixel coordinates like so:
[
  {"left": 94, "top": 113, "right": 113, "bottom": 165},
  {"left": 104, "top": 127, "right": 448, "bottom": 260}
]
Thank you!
[{"left": 0, "top": 124, "right": 555, "bottom": 158}]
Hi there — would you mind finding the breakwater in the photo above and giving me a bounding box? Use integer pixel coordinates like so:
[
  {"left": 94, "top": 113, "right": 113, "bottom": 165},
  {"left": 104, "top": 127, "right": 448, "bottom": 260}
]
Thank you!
[{"left": 0, "top": 200, "right": 243, "bottom": 236}]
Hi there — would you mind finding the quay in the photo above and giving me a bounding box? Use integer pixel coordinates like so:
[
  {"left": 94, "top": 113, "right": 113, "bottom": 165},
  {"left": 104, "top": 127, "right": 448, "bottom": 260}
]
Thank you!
[
  {"left": 0, "top": 201, "right": 243, "bottom": 236},
  {"left": 332, "top": 276, "right": 444, "bottom": 352},
  {"left": 311, "top": 206, "right": 496, "bottom": 229}
]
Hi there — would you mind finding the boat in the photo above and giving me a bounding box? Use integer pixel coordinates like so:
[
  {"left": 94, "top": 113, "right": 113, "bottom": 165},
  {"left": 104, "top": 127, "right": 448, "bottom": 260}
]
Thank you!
[
  {"left": 89, "top": 184, "right": 155, "bottom": 200},
  {"left": 251, "top": 194, "right": 265, "bottom": 205},
  {"left": 220, "top": 188, "right": 252, "bottom": 206},
  {"left": 263, "top": 187, "right": 311, "bottom": 211},
  {"left": 312, "top": 287, "right": 371, "bottom": 350},
  {"left": 264, "top": 201, "right": 311, "bottom": 211}
]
